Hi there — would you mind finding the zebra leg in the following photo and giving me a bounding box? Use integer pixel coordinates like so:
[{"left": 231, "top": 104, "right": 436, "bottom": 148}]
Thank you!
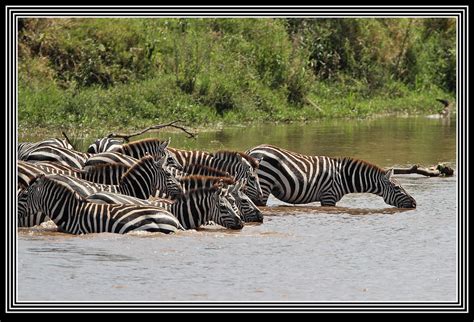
[{"left": 320, "top": 190, "right": 340, "bottom": 207}]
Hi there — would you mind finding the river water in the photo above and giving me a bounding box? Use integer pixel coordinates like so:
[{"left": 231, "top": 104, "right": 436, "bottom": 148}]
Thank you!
[{"left": 17, "top": 116, "right": 457, "bottom": 302}]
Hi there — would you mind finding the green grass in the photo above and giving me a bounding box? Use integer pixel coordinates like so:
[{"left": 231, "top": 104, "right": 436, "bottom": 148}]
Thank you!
[{"left": 17, "top": 18, "right": 456, "bottom": 132}]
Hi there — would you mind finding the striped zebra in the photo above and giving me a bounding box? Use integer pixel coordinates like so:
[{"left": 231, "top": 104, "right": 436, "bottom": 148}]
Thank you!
[
  {"left": 17, "top": 156, "right": 182, "bottom": 227},
  {"left": 178, "top": 175, "right": 263, "bottom": 222},
  {"left": 84, "top": 151, "right": 139, "bottom": 168},
  {"left": 112, "top": 138, "right": 182, "bottom": 170},
  {"left": 86, "top": 187, "right": 244, "bottom": 230},
  {"left": 18, "top": 160, "right": 130, "bottom": 187},
  {"left": 23, "top": 145, "right": 90, "bottom": 169},
  {"left": 18, "top": 137, "right": 74, "bottom": 160},
  {"left": 18, "top": 175, "right": 182, "bottom": 234},
  {"left": 168, "top": 148, "right": 263, "bottom": 196},
  {"left": 53, "top": 155, "right": 182, "bottom": 200},
  {"left": 246, "top": 144, "right": 417, "bottom": 208},
  {"left": 87, "top": 137, "right": 123, "bottom": 153}
]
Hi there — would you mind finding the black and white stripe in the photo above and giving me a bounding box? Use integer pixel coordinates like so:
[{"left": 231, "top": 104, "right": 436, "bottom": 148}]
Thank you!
[
  {"left": 246, "top": 144, "right": 417, "bottom": 208},
  {"left": 18, "top": 160, "right": 130, "bottom": 189},
  {"left": 86, "top": 186, "right": 244, "bottom": 230},
  {"left": 18, "top": 175, "right": 182, "bottom": 234},
  {"left": 168, "top": 148, "right": 262, "bottom": 196},
  {"left": 23, "top": 145, "right": 90, "bottom": 169},
  {"left": 87, "top": 137, "right": 124, "bottom": 153},
  {"left": 51, "top": 155, "right": 181, "bottom": 200},
  {"left": 18, "top": 137, "right": 74, "bottom": 160}
]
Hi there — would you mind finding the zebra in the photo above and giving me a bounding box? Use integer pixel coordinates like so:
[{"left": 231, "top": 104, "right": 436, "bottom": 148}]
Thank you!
[
  {"left": 52, "top": 155, "right": 182, "bottom": 200},
  {"left": 168, "top": 148, "right": 263, "bottom": 197},
  {"left": 17, "top": 156, "right": 182, "bottom": 227},
  {"left": 246, "top": 144, "right": 417, "bottom": 208},
  {"left": 112, "top": 138, "right": 182, "bottom": 170},
  {"left": 227, "top": 181, "right": 263, "bottom": 223},
  {"left": 83, "top": 151, "right": 139, "bottom": 168},
  {"left": 18, "top": 175, "right": 182, "bottom": 234},
  {"left": 18, "top": 160, "right": 131, "bottom": 187},
  {"left": 23, "top": 145, "right": 90, "bottom": 169},
  {"left": 86, "top": 187, "right": 244, "bottom": 230},
  {"left": 177, "top": 175, "right": 262, "bottom": 222},
  {"left": 87, "top": 137, "right": 124, "bottom": 153},
  {"left": 18, "top": 137, "right": 74, "bottom": 160}
]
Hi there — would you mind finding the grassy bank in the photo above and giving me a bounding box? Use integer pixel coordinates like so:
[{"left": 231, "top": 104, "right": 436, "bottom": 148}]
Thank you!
[{"left": 18, "top": 18, "right": 456, "bottom": 131}]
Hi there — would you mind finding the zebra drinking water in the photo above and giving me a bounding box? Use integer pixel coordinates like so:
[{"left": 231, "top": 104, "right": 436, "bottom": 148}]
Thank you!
[
  {"left": 168, "top": 148, "right": 263, "bottom": 197},
  {"left": 246, "top": 144, "right": 416, "bottom": 208},
  {"left": 85, "top": 187, "right": 244, "bottom": 230}
]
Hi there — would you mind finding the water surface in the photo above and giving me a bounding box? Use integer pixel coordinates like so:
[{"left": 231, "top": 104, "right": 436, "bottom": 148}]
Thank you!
[{"left": 17, "top": 116, "right": 457, "bottom": 302}]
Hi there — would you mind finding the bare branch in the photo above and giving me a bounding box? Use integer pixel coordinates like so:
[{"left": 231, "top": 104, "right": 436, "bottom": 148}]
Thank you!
[{"left": 107, "top": 120, "right": 196, "bottom": 142}]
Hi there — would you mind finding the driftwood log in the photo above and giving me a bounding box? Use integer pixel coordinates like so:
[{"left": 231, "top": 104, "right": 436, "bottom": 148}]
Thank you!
[
  {"left": 106, "top": 120, "right": 196, "bottom": 142},
  {"left": 391, "top": 164, "right": 454, "bottom": 177}
]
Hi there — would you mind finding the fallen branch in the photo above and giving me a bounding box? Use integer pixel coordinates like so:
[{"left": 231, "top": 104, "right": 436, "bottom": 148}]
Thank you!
[
  {"left": 391, "top": 164, "right": 454, "bottom": 177},
  {"left": 107, "top": 120, "right": 196, "bottom": 142}
]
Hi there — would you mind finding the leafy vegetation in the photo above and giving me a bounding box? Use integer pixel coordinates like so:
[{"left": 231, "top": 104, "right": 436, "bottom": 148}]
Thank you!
[{"left": 18, "top": 18, "right": 456, "bottom": 130}]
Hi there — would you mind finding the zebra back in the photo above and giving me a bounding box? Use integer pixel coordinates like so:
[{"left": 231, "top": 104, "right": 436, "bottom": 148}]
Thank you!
[
  {"left": 87, "top": 137, "right": 124, "bottom": 154},
  {"left": 84, "top": 151, "right": 140, "bottom": 168},
  {"left": 18, "top": 138, "right": 74, "bottom": 160},
  {"left": 81, "top": 163, "right": 130, "bottom": 185},
  {"left": 24, "top": 145, "right": 90, "bottom": 169},
  {"left": 167, "top": 147, "right": 213, "bottom": 167}
]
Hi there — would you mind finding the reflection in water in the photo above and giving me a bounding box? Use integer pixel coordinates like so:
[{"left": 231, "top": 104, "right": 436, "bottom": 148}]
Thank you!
[
  {"left": 17, "top": 117, "right": 457, "bottom": 302},
  {"left": 20, "top": 116, "right": 456, "bottom": 168}
]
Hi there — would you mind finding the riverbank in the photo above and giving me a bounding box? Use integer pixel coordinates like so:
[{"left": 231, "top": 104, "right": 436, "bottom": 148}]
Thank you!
[
  {"left": 18, "top": 79, "right": 454, "bottom": 137},
  {"left": 18, "top": 18, "right": 455, "bottom": 136}
]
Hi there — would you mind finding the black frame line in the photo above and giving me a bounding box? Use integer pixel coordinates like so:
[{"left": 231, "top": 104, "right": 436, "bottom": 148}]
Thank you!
[{"left": 4, "top": 5, "right": 468, "bottom": 314}]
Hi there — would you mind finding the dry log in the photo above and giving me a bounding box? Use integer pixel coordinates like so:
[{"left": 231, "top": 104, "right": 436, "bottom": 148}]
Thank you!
[{"left": 392, "top": 164, "right": 454, "bottom": 177}]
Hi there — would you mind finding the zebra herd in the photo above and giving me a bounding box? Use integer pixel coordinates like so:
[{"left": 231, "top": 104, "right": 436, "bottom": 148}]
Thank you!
[{"left": 17, "top": 136, "right": 416, "bottom": 235}]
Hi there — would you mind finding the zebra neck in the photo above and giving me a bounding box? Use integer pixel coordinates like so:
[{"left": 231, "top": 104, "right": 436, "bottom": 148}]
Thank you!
[
  {"left": 43, "top": 191, "right": 81, "bottom": 226},
  {"left": 339, "top": 159, "right": 384, "bottom": 196},
  {"left": 120, "top": 168, "right": 155, "bottom": 199}
]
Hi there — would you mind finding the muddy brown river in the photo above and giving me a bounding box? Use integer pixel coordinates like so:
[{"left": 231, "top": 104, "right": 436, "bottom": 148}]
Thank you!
[{"left": 17, "top": 116, "right": 457, "bottom": 301}]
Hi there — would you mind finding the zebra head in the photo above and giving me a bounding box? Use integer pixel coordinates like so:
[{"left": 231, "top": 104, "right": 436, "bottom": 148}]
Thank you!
[
  {"left": 238, "top": 155, "right": 263, "bottom": 201},
  {"left": 214, "top": 187, "right": 244, "bottom": 230},
  {"left": 381, "top": 169, "right": 417, "bottom": 208},
  {"left": 228, "top": 180, "right": 263, "bottom": 223},
  {"left": 87, "top": 137, "right": 123, "bottom": 153},
  {"left": 154, "top": 156, "right": 183, "bottom": 199},
  {"left": 155, "top": 138, "right": 183, "bottom": 171}
]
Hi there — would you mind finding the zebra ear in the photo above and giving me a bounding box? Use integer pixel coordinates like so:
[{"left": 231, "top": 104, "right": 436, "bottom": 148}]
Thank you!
[
  {"left": 385, "top": 168, "right": 394, "bottom": 180},
  {"left": 160, "top": 139, "right": 170, "bottom": 150}
]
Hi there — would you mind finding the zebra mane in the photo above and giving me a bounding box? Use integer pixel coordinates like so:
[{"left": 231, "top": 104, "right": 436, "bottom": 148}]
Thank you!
[
  {"left": 122, "top": 138, "right": 167, "bottom": 148},
  {"left": 179, "top": 175, "right": 235, "bottom": 185},
  {"left": 173, "top": 186, "right": 220, "bottom": 202},
  {"left": 339, "top": 157, "right": 385, "bottom": 173},
  {"left": 213, "top": 150, "right": 260, "bottom": 168},
  {"left": 121, "top": 155, "right": 155, "bottom": 178}
]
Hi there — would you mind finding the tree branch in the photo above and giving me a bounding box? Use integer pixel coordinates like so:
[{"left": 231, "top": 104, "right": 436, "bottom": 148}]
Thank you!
[{"left": 107, "top": 120, "right": 196, "bottom": 142}]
